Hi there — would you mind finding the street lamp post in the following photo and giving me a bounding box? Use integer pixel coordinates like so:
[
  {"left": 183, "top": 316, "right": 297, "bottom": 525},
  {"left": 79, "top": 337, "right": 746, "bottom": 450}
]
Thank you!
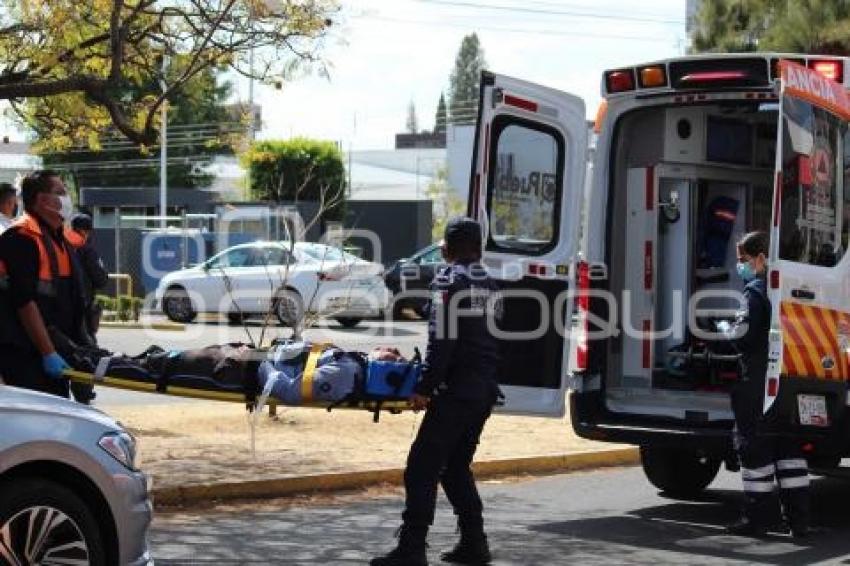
[{"left": 159, "top": 56, "right": 168, "bottom": 230}]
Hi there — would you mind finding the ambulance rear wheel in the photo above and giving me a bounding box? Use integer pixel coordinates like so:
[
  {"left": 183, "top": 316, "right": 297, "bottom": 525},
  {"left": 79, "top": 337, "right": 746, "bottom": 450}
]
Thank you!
[
  {"left": 163, "top": 287, "right": 196, "bottom": 323},
  {"left": 640, "top": 446, "right": 720, "bottom": 497}
]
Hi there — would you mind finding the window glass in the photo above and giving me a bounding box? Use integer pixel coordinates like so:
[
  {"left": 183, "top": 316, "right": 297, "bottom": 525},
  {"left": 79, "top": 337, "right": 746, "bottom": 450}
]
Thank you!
[
  {"left": 300, "top": 244, "right": 358, "bottom": 263},
  {"left": 419, "top": 246, "right": 443, "bottom": 264},
  {"left": 256, "top": 247, "right": 293, "bottom": 266},
  {"left": 488, "top": 119, "right": 563, "bottom": 254},
  {"left": 208, "top": 247, "right": 254, "bottom": 268},
  {"left": 778, "top": 96, "right": 847, "bottom": 267}
]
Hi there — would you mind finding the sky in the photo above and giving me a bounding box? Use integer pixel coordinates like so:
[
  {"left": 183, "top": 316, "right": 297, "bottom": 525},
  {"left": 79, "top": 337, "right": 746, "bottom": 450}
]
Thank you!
[
  {"left": 243, "top": 0, "right": 689, "bottom": 149},
  {"left": 0, "top": 0, "right": 689, "bottom": 150}
]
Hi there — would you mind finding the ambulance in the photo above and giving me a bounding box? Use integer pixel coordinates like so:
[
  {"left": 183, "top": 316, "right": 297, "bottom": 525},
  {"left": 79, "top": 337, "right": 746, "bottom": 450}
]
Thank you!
[{"left": 470, "top": 54, "right": 850, "bottom": 495}]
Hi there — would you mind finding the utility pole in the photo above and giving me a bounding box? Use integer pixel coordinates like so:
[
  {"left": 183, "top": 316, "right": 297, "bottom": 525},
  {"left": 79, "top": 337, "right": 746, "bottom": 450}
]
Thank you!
[{"left": 159, "top": 56, "right": 168, "bottom": 230}]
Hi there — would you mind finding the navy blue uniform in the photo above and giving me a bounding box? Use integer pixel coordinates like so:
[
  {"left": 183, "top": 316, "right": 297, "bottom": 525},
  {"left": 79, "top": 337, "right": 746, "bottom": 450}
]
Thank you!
[
  {"left": 402, "top": 262, "right": 502, "bottom": 531},
  {"left": 730, "top": 276, "right": 809, "bottom": 531}
]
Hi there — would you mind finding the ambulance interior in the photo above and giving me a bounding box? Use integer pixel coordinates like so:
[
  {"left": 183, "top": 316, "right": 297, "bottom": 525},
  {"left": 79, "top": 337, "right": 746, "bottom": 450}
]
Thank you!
[{"left": 605, "top": 102, "right": 778, "bottom": 421}]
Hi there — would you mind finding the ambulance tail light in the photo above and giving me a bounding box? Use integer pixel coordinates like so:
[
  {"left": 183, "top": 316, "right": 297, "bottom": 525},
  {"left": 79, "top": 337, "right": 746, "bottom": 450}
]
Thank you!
[
  {"left": 575, "top": 260, "right": 590, "bottom": 371},
  {"left": 638, "top": 65, "right": 667, "bottom": 88},
  {"left": 605, "top": 69, "right": 635, "bottom": 93},
  {"left": 770, "top": 269, "right": 780, "bottom": 289},
  {"left": 766, "top": 377, "right": 779, "bottom": 398},
  {"left": 808, "top": 59, "right": 844, "bottom": 83}
]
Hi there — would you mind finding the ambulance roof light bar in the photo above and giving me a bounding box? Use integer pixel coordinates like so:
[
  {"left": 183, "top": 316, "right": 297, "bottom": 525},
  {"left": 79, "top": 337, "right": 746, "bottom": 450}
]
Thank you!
[{"left": 809, "top": 59, "right": 844, "bottom": 83}]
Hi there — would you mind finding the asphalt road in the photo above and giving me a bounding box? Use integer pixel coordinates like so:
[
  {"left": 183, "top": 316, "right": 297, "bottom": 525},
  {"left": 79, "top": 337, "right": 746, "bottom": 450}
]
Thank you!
[
  {"left": 92, "top": 317, "right": 429, "bottom": 406},
  {"left": 149, "top": 466, "right": 850, "bottom": 565}
]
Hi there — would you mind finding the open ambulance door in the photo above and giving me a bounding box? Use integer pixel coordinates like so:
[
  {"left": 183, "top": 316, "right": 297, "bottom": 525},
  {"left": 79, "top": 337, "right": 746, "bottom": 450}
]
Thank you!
[
  {"left": 765, "top": 60, "right": 850, "bottom": 423},
  {"left": 468, "top": 71, "right": 587, "bottom": 417}
]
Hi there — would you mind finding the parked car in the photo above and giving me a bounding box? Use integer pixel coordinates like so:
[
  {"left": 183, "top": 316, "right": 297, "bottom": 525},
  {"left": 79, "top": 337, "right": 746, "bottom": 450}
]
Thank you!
[
  {"left": 384, "top": 243, "right": 445, "bottom": 318},
  {"left": 155, "top": 241, "right": 390, "bottom": 328},
  {"left": 0, "top": 385, "right": 153, "bottom": 566}
]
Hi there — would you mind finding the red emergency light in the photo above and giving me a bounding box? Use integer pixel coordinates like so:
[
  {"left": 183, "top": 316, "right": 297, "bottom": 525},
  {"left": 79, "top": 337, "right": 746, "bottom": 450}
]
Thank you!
[
  {"left": 808, "top": 59, "right": 844, "bottom": 83},
  {"left": 679, "top": 70, "right": 748, "bottom": 84},
  {"left": 606, "top": 69, "right": 635, "bottom": 93}
]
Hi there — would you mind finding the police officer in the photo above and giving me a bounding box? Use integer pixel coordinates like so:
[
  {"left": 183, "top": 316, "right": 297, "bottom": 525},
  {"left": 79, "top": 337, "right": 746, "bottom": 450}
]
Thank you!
[
  {"left": 0, "top": 171, "right": 85, "bottom": 397},
  {"left": 725, "top": 231, "right": 810, "bottom": 537},
  {"left": 372, "top": 217, "right": 502, "bottom": 566}
]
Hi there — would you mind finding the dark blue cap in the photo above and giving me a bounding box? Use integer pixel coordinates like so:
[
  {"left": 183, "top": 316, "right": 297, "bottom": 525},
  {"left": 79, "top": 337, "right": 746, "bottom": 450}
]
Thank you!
[{"left": 444, "top": 216, "right": 482, "bottom": 246}]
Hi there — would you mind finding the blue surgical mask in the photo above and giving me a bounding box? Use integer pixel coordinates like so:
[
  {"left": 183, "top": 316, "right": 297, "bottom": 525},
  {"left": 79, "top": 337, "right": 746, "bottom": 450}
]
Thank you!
[{"left": 736, "top": 261, "right": 756, "bottom": 282}]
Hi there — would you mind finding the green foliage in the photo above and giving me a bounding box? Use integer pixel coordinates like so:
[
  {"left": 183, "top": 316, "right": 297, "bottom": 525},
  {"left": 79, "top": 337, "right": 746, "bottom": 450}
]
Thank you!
[
  {"left": 0, "top": 0, "right": 339, "bottom": 147},
  {"left": 449, "top": 33, "right": 487, "bottom": 125},
  {"left": 95, "top": 294, "right": 143, "bottom": 321},
  {"left": 426, "top": 167, "right": 466, "bottom": 241},
  {"left": 40, "top": 66, "right": 234, "bottom": 189},
  {"left": 691, "top": 0, "right": 850, "bottom": 55},
  {"left": 241, "top": 138, "right": 346, "bottom": 221},
  {"left": 434, "top": 92, "right": 447, "bottom": 135}
]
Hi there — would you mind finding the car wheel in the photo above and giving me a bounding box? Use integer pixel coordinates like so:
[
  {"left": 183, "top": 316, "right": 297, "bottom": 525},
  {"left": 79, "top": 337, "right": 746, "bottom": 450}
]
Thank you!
[
  {"left": 162, "top": 286, "right": 197, "bottom": 323},
  {"left": 335, "top": 317, "right": 362, "bottom": 329},
  {"left": 0, "top": 478, "right": 106, "bottom": 566},
  {"left": 640, "top": 446, "right": 721, "bottom": 498},
  {"left": 227, "top": 312, "right": 248, "bottom": 325},
  {"left": 274, "top": 289, "right": 303, "bottom": 328}
]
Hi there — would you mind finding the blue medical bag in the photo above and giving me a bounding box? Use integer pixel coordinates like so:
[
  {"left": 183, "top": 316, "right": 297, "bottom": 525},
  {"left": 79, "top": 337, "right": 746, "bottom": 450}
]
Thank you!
[{"left": 365, "top": 360, "right": 422, "bottom": 398}]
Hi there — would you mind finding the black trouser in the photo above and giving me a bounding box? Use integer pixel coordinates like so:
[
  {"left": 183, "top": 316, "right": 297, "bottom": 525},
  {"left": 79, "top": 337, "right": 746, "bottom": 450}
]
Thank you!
[
  {"left": 0, "top": 345, "right": 69, "bottom": 398},
  {"left": 735, "top": 425, "right": 810, "bottom": 529},
  {"left": 402, "top": 396, "right": 492, "bottom": 529}
]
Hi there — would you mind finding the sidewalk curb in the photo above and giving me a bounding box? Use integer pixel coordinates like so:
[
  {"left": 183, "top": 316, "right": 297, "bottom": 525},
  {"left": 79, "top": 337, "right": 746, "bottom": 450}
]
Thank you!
[
  {"left": 100, "top": 321, "right": 186, "bottom": 331},
  {"left": 151, "top": 447, "right": 639, "bottom": 508}
]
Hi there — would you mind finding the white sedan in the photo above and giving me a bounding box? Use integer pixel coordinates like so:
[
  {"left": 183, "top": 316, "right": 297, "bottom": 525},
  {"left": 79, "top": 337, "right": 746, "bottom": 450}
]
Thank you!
[{"left": 154, "top": 241, "right": 390, "bottom": 328}]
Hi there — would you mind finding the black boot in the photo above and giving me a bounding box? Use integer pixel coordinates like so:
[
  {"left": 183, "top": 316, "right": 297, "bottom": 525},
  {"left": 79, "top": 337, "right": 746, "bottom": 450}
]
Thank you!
[
  {"left": 441, "top": 521, "right": 491, "bottom": 565},
  {"left": 725, "top": 516, "right": 767, "bottom": 537},
  {"left": 371, "top": 525, "right": 429, "bottom": 566}
]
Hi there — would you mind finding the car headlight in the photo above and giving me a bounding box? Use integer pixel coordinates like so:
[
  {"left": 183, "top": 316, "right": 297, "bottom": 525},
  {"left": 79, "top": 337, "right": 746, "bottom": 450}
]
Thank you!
[{"left": 98, "top": 431, "right": 137, "bottom": 470}]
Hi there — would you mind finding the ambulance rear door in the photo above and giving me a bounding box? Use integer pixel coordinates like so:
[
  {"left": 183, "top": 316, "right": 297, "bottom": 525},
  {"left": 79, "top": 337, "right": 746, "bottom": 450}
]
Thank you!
[
  {"left": 469, "top": 71, "right": 587, "bottom": 417},
  {"left": 766, "top": 60, "right": 850, "bottom": 422}
]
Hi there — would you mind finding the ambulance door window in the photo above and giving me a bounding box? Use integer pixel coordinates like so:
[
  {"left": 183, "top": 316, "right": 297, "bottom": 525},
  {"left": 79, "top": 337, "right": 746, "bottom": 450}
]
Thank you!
[
  {"left": 778, "top": 97, "right": 847, "bottom": 267},
  {"left": 487, "top": 117, "right": 564, "bottom": 256}
]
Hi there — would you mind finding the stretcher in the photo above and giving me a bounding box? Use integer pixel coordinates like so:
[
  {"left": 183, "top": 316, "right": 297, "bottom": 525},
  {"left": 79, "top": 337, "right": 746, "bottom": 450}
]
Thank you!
[{"left": 63, "top": 342, "right": 414, "bottom": 419}]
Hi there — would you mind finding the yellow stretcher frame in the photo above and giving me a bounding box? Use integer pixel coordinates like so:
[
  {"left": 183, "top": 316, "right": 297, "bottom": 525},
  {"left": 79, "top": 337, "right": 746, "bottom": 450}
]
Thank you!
[{"left": 64, "top": 342, "right": 413, "bottom": 414}]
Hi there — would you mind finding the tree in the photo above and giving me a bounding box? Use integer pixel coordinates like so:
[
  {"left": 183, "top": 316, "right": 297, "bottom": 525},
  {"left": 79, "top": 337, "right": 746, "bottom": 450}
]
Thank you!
[
  {"left": 241, "top": 137, "right": 346, "bottom": 221},
  {"left": 405, "top": 99, "right": 418, "bottom": 134},
  {"left": 448, "top": 33, "right": 487, "bottom": 126},
  {"left": 691, "top": 0, "right": 850, "bottom": 55},
  {"left": 434, "top": 92, "right": 447, "bottom": 135},
  {"left": 40, "top": 66, "right": 234, "bottom": 188},
  {"left": 426, "top": 167, "right": 465, "bottom": 241},
  {"left": 0, "top": 0, "right": 338, "bottom": 149}
]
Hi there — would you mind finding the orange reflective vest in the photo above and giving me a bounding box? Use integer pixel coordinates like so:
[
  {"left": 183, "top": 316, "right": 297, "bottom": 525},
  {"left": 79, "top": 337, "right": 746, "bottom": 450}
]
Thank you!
[{"left": 0, "top": 213, "right": 73, "bottom": 298}]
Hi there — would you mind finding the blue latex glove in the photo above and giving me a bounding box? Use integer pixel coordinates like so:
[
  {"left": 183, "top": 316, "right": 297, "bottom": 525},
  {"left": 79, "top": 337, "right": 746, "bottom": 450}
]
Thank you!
[{"left": 42, "top": 352, "right": 71, "bottom": 379}]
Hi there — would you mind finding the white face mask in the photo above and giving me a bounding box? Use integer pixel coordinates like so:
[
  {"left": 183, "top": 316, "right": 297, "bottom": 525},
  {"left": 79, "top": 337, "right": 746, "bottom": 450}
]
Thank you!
[{"left": 58, "top": 194, "right": 73, "bottom": 221}]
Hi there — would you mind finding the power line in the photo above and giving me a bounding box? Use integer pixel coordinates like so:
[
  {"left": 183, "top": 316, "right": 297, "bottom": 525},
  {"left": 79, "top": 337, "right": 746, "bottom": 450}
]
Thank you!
[
  {"left": 361, "top": 14, "right": 674, "bottom": 41},
  {"left": 412, "top": 0, "right": 686, "bottom": 25}
]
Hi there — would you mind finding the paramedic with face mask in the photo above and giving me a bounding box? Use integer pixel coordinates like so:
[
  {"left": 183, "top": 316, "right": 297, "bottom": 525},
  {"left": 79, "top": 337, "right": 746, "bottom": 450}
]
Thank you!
[
  {"left": 725, "top": 231, "right": 810, "bottom": 538},
  {"left": 0, "top": 171, "right": 87, "bottom": 397},
  {"left": 372, "top": 217, "right": 502, "bottom": 566}
]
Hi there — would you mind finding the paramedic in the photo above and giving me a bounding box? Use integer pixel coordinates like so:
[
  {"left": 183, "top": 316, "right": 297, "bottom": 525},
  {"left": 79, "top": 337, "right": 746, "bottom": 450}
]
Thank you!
[
  {"left": 67, "top": 212, "right": 108, "bottom": 404},
  {"left": 0, "top": 171, "right": 83, "bottom": 397},
  {"left": 725, "top": 231, "right": 810, "bottom": 538},
  {"left": 0, "top": 182, "right": 16, "bottom": 233},
  {"left": 371, "top": 217, "right": 502, "bottom": 566}
]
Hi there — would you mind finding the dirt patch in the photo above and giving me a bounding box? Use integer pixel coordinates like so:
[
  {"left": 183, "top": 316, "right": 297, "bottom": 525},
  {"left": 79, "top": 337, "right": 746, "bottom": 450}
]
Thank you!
[{"left": 102, "top": 402, "right": 623, "bottom": 492}]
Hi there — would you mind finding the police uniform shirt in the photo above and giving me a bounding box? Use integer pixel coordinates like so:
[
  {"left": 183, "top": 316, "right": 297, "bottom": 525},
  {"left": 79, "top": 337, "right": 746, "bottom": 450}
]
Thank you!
[{"left": 415, "top": 262, "right": 502, "bottom": 403}]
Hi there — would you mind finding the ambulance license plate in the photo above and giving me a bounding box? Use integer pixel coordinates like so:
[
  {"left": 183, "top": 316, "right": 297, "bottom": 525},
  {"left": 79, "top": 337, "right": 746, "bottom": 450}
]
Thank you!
[{"left": 797, "top": 394, "right": 828, "bottom": 427}]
